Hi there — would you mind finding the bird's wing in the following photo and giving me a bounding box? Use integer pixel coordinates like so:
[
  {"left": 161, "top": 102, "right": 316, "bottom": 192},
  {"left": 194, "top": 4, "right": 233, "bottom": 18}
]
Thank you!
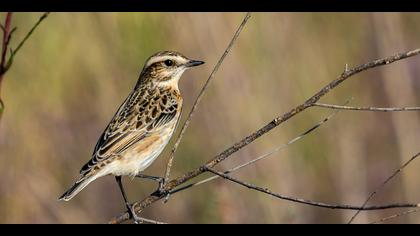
[{"left": 80, "top": 87, "right": 180, "bottom": 176}]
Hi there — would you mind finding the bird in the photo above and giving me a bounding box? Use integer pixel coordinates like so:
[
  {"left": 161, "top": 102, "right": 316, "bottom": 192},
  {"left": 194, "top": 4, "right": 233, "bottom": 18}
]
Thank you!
[{"left": 59, "top": 51, "right": 204, "bottom": 221}]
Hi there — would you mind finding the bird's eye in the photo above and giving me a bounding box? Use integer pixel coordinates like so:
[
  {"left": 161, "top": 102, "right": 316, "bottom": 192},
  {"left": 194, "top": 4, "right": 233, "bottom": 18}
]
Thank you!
[{"left": 164, "top": 60, "right": 174, "bottom": 67}]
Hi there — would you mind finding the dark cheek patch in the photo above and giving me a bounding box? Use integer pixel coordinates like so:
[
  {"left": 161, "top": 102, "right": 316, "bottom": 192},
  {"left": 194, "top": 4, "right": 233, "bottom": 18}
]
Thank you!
[{"left": 145, "top": 63, "right": 176, "bottom": 82}]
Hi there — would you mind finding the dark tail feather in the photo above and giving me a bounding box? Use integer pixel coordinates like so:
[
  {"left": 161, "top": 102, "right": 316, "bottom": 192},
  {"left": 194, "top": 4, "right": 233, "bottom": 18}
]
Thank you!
[{"left": 58, "top": 176, "right": 95, "bottom": 201}]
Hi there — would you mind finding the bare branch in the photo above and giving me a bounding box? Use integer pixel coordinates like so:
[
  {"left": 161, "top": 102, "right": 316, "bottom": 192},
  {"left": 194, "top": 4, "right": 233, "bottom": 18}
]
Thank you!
[
  {"left": 313, "top": 103, "right": 420, "bottom": 112},
  {"left": 348, "top": 151, "right": 420, "bottom": 224},
  {"left": 0, "top": 12, "right": 49, "bottom": 119},
  {"left": 205, "top": 167, "right": 419, "bottom": 211},
  {"left": 109, "top": 47, "right": 420, "bottom": 224},
  {"left": 0, "top": 12, "right": 13, "bottom": 119},
  {"left": 370, "top": 209, "right": 420, "bottom": 224},
  {"left": 163, "top": 12, "right": 252, "bottom": 185},
  {"left": 227, "top": 110, "right": 339, "bottom": 172},
  {"left": 0, "top": 13, "right": 12, "bottom": 76},
  {"left": 5, "top": 12, "right": 50, "bottom": 72},
  {"left": 170, "top": 108, "right": 340, "bottom": 195}
]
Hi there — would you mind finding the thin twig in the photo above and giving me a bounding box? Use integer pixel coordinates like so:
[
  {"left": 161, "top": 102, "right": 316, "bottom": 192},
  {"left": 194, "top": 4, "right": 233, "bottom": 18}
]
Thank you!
[
  {"left": 5, "top": 12, "right": 50, "bottom": 72},
  {"left": 205, "top": 167, "right": 419, "bottom": 211},
  {"left": 0, "top": 13, "right": 12, "bottom": 76},
  {"left": 0, "top": 99, "right": 3, "bottom": 119},
  {"left": 162, "top": 12, "right": 252, "bottom": 185},
  {"left": 348, "top": 151, "right": 420, "bottom": 224},
  {"left": 370, "top": 209, "right": 420, "bottom": 224},
  {"left": 0, "top": 12, "right": 49, "bottom": 119},
  {"left": 313, "top": 103, "right": 420, "bottom": 112},
  {"left": 170, "top": 109, "right": 339, "bottom": 194},
  {"left": 109, "top": 48, "right": 420, "bottom": 224},
  {"left": 228, "top": 109, "right": 340, "bottom": 173},
  {"left": 0, "top": 13, "right": 12, "bottom": 119}
]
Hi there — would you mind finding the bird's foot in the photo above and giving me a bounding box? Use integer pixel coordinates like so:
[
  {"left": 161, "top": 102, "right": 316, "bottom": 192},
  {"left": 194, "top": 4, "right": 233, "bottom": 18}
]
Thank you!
[
  {"left": 157, "top": 177, "right": 165, "bottom": 192},
  {"left": 157, "top": 178, "right": 166, "bottom": 194},
  {"left": 150, "top": 183, "right": 170, "bottom": 203},
  {"left": 151, "top": 176, "right": 167, "bottom": 198},
  {"left": 157, "top": 179, "right": 172, "bottom": 203},
  {"left": 136, "top": 174, "right": 170, "bottom": 203}
]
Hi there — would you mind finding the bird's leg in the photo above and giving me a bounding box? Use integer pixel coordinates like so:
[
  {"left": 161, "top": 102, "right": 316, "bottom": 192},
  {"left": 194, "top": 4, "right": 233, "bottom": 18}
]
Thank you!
[
  {"left": 136, "top": 174, "right": 171, "bottom": 201},
  {"left": 135, "top": 174, "right": 165, "bottom": 191},
  {"left": 115, "top": 176, "right": 143, "bottom": 224}
]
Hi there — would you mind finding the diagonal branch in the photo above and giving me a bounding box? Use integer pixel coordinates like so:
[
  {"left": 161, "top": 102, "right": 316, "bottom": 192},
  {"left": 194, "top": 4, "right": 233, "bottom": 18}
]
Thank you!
[
  {"left": 163, "top": 12, "right": 252, "bottom": 185},
  {"left": 5, "top": 12, "right": 50, "bottom": 73},
  {"left": 205, "top": 167, "right": 419, "bottom": 212},
  {"left": 313, "top": 103, "right": 420, "bottom": 112},
  {"left": 109, "top": 48, "right": 420, "bottom": 224},
  {"left": 348, "top": 151, "right": 420, "bottom": 224},
  {"left": 0, "top": 13, "right": 12, "bottom": 77},
  {"left": 0, "top": 12, "right": 13, "bottom": 119},
  {"left": 169, "top": 109, "right": 340, "bottom": 195},
  {"left": 0, "top": 12, "right": 49, "bottom": 119}
]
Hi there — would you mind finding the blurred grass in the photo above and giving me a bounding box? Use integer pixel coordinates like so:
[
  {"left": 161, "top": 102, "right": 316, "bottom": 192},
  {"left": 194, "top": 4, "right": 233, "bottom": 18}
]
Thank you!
[{"left": 0, "top": 12, "right": 420, "bottom": 223}]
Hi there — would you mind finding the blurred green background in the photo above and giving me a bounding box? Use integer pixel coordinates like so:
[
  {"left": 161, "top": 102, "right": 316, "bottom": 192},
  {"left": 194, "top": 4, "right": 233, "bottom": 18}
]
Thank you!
[{"left": 0, "top": 12, "right": 419, "bottom": 224}]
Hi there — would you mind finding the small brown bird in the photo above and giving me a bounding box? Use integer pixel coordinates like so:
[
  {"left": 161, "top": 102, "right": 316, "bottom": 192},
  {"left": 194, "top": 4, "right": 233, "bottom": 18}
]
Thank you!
[{"left": 59, "top": 51, "right": 204, "bottom": 220}]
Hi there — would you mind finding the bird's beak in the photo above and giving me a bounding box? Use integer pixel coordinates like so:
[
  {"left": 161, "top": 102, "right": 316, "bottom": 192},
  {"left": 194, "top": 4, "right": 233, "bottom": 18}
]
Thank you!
[{"left": 185, "top": 60, "right": 205, "bottom": 68}]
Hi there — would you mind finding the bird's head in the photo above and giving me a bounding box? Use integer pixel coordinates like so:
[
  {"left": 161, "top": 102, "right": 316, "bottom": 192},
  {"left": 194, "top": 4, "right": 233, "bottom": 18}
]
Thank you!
[{"left": 139, "top": 51, "right": 204, "bottom": 88}]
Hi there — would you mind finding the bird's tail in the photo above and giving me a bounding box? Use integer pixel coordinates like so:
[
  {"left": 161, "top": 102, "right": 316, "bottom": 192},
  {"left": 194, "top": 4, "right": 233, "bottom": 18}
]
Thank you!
[{"left": 58, "top": 175, "right": 96, "bottom": 201}]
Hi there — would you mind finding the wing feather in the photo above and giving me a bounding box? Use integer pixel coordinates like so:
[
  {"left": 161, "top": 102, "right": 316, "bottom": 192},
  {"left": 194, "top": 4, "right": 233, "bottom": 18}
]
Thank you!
[{"left": 80, "top": 86, "right": 180, "bottom": 176}]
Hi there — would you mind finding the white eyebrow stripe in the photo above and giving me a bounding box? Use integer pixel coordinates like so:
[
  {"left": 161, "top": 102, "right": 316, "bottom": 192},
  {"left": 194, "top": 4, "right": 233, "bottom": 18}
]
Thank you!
[{"left": 145, "top": 55, "right": 188, "bottom": 68}]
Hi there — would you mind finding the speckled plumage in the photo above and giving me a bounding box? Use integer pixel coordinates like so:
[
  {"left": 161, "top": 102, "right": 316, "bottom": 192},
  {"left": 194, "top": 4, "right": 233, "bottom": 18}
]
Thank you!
[{"left": 59, "top": 51, "right": 203, "bottom": 201}]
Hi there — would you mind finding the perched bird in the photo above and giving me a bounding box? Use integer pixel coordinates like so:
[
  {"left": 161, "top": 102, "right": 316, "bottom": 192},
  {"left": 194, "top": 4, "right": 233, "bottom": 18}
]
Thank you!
[{"left": 59, "top": 51, "right": 204, "bottom": 220}]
